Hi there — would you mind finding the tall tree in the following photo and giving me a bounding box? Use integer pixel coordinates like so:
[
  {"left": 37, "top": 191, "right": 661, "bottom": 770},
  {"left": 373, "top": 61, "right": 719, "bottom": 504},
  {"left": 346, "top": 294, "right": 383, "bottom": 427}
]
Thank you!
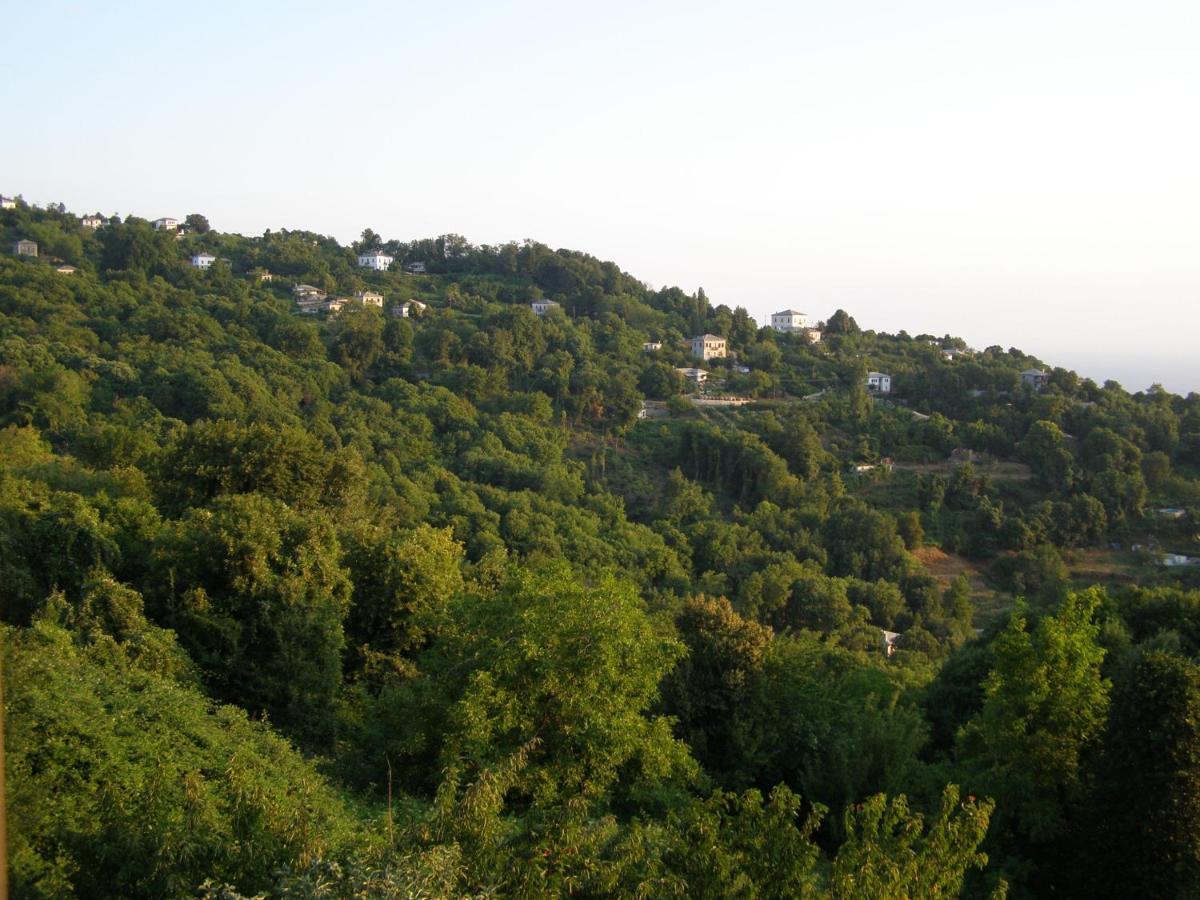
[
  {"left": 957, "top": 589, "right": 1110, "bottom": 882},
  {"left": 1081, "top": 650, "right": 1200, "bottom": 897}
]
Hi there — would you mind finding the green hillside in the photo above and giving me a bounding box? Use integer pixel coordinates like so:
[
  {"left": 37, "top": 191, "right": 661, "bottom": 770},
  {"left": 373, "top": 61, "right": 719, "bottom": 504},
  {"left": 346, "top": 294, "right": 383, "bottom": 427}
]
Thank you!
[{"left": 4, "top": 201, "right": 1200, "bottom": 897}]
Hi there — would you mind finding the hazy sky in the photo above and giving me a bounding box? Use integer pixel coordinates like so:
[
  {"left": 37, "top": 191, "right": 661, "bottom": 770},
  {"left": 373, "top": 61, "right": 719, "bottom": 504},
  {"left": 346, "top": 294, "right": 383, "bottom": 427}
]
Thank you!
[{"left": 6, "top": 1, "right": 1199, "bottom": 392}]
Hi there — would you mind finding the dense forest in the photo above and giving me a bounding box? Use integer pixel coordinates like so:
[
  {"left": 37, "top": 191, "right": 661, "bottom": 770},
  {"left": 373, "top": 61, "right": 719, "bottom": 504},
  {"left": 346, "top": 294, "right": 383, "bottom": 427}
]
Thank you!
[{"left": 3, "top": 201, "right": 1200, "bottom": 898}]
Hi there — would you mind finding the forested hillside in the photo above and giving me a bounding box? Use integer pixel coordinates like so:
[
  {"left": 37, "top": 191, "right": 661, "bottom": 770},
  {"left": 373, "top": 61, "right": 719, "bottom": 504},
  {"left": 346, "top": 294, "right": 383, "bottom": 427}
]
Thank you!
[{"left": 4, "top": 202, "right": 1200, "bottom": 898}]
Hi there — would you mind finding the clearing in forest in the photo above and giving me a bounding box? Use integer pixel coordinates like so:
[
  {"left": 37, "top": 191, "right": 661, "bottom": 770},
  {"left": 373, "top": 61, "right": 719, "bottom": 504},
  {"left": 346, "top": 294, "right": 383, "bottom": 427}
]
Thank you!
[{"left": 913, "top": 546, "right": 1011, "bottom": 628}]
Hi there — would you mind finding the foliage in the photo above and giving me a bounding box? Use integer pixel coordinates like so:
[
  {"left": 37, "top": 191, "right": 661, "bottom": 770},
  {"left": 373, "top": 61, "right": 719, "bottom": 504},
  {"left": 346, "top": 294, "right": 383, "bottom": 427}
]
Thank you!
[{"left": 3, "top": 198, "right": 1199, "bottom": 895}]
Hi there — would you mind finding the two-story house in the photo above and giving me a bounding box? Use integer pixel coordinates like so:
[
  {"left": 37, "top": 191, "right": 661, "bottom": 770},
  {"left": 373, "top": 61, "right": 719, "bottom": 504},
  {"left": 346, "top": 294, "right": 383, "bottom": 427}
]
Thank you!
[
  {"left": 532, "top": 299, "right": 561, "bottom": 316},
  {"left": 676, "top": 367, "right": 709, "bottom": 386},
  {"left": 771, "top": 309, "right": 808, "bottom": 332},
  {"left": 393, "top": 299, "right": 428, "bottom": 318},
  {"left": 13, "top": 239, "right": 37, "bottom": 257},
  {"left": 865, "top": 372, "right": 892, "bottom": 394},
  {"left": 1020, "top": 368, "right": 1049, "bottom": 390},
  {"left": 689, "top": 334, "right": 727, "bottom": 360},
  {"left": 357, "top": 249, "right": 393, "bottom": 271},
  {"left": 152, "top": 217, "right": 179, "bottom": 231}
]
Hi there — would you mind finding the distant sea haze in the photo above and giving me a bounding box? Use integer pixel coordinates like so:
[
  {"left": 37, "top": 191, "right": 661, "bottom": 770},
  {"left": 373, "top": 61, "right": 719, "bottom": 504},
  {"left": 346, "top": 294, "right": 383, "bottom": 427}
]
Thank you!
[{"left": 1049, "top": 351, "right": 1199, "bottom": 397}]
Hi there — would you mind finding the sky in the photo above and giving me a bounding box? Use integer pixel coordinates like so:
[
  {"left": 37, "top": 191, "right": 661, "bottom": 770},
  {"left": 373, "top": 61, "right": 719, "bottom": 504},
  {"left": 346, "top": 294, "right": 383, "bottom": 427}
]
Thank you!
[{"left": 5, "top": 1, "right": 1199, "bottom": 393}]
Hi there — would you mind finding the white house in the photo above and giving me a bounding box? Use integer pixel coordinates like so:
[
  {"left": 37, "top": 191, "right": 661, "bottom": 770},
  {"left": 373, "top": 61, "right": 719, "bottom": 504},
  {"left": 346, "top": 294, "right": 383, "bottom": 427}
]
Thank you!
[
  {"left": 676, "top": 366, "right": 709, "bottom": 386},
  {"left": 865, "top": 372, "right": 892, "bottom": 394},
  {"left": 393, "top": 299, "right": 427, "bottom": 318},
  {"left": 191, "top": 252, "right": 217, "bottom": 269},
  {"left": 642, "top": 341, "right": 662, "bottom": 352},
  {"left": 325, "top": 297, "right": 350, "bottom": 314},
  {"left": 771, "top": 309, "right": 808, "bottom": 332},
  {"left": 0, "top": 196, "right": 16, "bottom": 209},
  {"left": 152, "top": 217, "right": 179, "bottom": 231},
  {"left": 403, "top": 261, "right": 427, "bottom": 274},
  {"left": 81, "top": 215, "right": 104, "bottom": 229},
  {"left": 55, "top": 265, "right": 77, "bottom": 275},
  {"left": 803, "top": 328, "right": 822, "bottom": 343},
  {"left": 1021, "top": 368, "right": 1049, "bottom": 390},
  {"left": 881, "top": 630, "right": 901, "bottom": 657},
  {"left": 531, "top": 299, "right": 561, "bottom": 316},
  {"left": 689, "top": 334, "right": 727, "bottom": 360},
  {"left": 355, "top": 290, "right": 384, "bottom": 308},
  {"left": 357, "top": 249, "right": 393, "bottom": 271},
  {"left": 13, "top": 239, "right": 37, "bottom": 257}
]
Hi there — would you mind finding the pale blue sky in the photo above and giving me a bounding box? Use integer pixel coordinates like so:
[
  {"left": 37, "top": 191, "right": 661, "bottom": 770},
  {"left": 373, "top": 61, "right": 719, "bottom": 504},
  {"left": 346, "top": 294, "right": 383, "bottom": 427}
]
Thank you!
[{"left": 6, "top": 1, "right": 1199, "bottom": 392}]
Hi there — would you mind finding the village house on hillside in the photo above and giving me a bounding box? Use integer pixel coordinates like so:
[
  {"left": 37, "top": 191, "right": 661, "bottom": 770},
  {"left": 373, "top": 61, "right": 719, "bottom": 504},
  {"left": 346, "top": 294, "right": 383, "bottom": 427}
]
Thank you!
[
  {"left": 0, "top": 196, "right": 17, "bottom": 210},
  {"left": 866, "top": 371, "right": 892, "bottom": 394},
  {"left": 642, "top": 341, "right": 662, "bottom": 351},
  {"left": 293, "top": 283, "right": 326, "bottom": 300},
  {"left": 769, "top": 310, "right": 822, "bottom": 342},
  {"left": 13, "top": 239, "right": 37, "bottom": 257},
  {"left": 677, "top": 366, "right": 709, "bottom": 386},
  {"left": 293, "top": 283, "right": 327, "bottom": 314},
  {"left": 881, "top": 629, "right": 901, "bottom": 657},
  {"left": 393, "top": 299, "right": 427, "bottom": 318},
  {"left": 404, "top": 261, "right": 427, "bottom": 274},
  {"left": 531, "top": 299, "right": 561, "bottom": 316},
  {"left": 689, "top": 334, "right": 727, "bottom": 360},
  {"left": 55, "top": 264, "right": 77, "bottom": 275},
  {"left": 771, "top": 309, "right": 808, "bottom": 332},
  {"left": 638, "top": 400, "right": 669, "bottom": 419},
  {"left": 152, "top": 217, "right": 179, "bottom": 231},
  {"left": 81, "top": 215, "right": 104, "bottom": 229},
  {"left": 357, "top": 249, "right": 393, "bottom": 271},
  {"left": 191, "top": 252, "right": 216, "bottom": 269},
  {"left": 1021, "top": 368, "right": 1049, "bottom": 390},
  {"left": 355, "top": 290, "right": 384, "bottom": 308}
]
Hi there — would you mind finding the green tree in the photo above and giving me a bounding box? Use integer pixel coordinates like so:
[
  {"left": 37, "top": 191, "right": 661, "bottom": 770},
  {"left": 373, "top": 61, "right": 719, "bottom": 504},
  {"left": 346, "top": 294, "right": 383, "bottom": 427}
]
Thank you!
[
  {"left": 1019, "top": 420, "right": 1077, "bottom": 492},
  {"left": 662, "top": 785, "right": 823, "bottom": 898},
  {"left": 377, "top": 562, "right": 695, "bottom": 804},
  {"left": 828, "top": 785, "right": 998, "bottom": 899},
  {"left": 342, "top": 523, "right": 465, "bottom": 680},
  {"left": 184, "top": 212, "right": 211, "bottom": 233},
  {"left": 660, "top": 595, "right": 773, "bottom": 781},
  {"left": 1080, "top": 427, "right": 1146, "bottom": 521},
  {"left": 897, "top": 511, "right": 923, "bottom": 550},
  {"left": 1081, "top": 650, "right": 1200, "bottom": 897},
  {"left": 639, "top": 360, "right": 686, "bottom": 399},
  {"left": 957, "top": 590, "right": 1110, "bottom": 853},
  {"left": 822, "top": 502, "right": 909, "bottom": 582},
  {"left": 152, "top": 494, "right": 352, "bottom": 748},
  {"left": 328, "top": 305, "right": 385, "bottom": 383},
  {"left": 5, "top": 616, "right": 358, "bottom": 898},
  {"left": 824, "top": 309, "right": 860, "bottom": 336},
  {"left": 158, "top": 419, "right": 330, "bottom": 511}
]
